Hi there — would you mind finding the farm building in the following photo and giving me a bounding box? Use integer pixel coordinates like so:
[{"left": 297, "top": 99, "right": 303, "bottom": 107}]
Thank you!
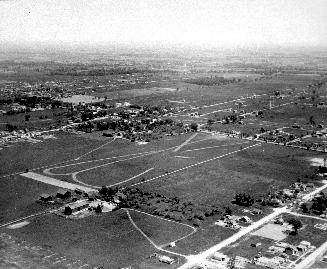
[
  {"left": 255, "top": 256, "right": 285, "bottom": 269},
  {"left": 158, "top": 255, "right": 175, "bottom": 264},
  {"left": 251, "top": 208, "right": 263, "bottom": 215},
  {"left": 64, "top": 200, "right": 89, "bottom": 215},
  {"left": 212, "top": 252, "right": 229, "bottom": 262},
  {"left": 39, "top": 193, "right": 52, "bottom": 202},
  {"left": 56, "top": 189, "right": 71, "bottom": 199}
]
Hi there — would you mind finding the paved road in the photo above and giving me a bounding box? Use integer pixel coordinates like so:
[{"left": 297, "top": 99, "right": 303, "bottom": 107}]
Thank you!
[
  {"left": 179, "top": 207, "right": 288, "bottom": 268},
  {"left": 295, "top": 241, "right": 327, "bottom": 269},
  {"left": 21, "top": 172, "right": 96, "bottom": 192}
]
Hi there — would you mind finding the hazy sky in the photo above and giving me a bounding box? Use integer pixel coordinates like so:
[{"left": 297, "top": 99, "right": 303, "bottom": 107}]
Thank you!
[{"left": 1, "top": 0, "right": 326, "bottom": 47}]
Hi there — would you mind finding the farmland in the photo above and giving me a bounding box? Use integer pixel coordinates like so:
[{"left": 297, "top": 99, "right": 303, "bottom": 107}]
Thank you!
[{"left": 1, "top": 46, "right": 327, "bottom": 269}]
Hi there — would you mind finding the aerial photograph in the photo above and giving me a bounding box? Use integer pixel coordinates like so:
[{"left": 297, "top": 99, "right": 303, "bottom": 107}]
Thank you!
[{"left": 0, "top": 0, "right": 327, "bottom": 268}]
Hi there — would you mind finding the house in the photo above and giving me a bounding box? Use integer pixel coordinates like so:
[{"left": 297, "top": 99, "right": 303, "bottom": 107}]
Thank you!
[
  {"left": 212, "top": 252, "right": 229, "bottom": 262},
  {"left": 114, "top": 191, "right": 127, "bottom": 203},
  {"left": 10, "top": 103, "right": 26, "bottom": 112},
  {"left": 251, "top": 208, "right": 263, "bottom": 215},
  {"left": 268, "top": 246, "right": 284, "bottom": 254},
  {"left": 255, "top": 256, "right": 283, "bottom": 269},
  {"left": 251, "top": 242, "right": 262, "bottom": 248},
  {"left": 283, "top": 189, "right": 294, "bottom": 197},
  {"left": 234, "top": 256, "right": 250, "bottom": 269},
  {"left": 274, "top": 217, "right": 284, "bottom": 225},
  {"left": 291, "top": 182, "right": 307, "bottom": 191},
  {"left": 239, "top": 216, "right": 251, "bottom": 223},
  {"left": 269, "top": 198, "right": 284, "bottom": 207},
  {"left": 56, "top": 189, "right": 71, "bottom": 199},
  {"left": 74, "top": 188, "right": 84, "bottom": 196},
  {"left": 300, "top": 241, "right": 311, "bottom": 248},
  {"left": 284, "top": 245, "right": 299, "bottom": 256},
  {"left": 297, "top": 241, "right": 311, "bottom": 253},
  {"left": 103, "top": 130, "right": 115, "bottom": 137}
]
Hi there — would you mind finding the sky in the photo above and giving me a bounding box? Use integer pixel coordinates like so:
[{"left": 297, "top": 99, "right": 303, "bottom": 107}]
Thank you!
[{"left": 0, "top": 0, "right": 326, "bottom": 48}]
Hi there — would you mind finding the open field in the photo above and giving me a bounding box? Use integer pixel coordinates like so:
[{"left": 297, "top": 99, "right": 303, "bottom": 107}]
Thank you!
[
  {"left": 127, "top": 209, "right": 196, "bottom": 247},
  {"left": 0, "top": 132, "right": 103, "bottom": 176},
  {"left": 0, "top": 175, "right": 59, "bottom": 224},
  {"left": 140, "top": 142, "right": 323, "bottom": 206},
  {"left": 1, "top": 210, "right": 184, "bottom": 269},
  {"left": 0, "top": 108, "right": 65, "bottom": 131}
]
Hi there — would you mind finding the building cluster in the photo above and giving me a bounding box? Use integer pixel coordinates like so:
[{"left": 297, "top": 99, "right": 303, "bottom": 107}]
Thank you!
[
  {"left": 214, "top": 215, "right": 252, "bottom": 230},
  {"left": 39, "top": 188, "right": 124, "bottom": 218},
  {"left": 195, "top": 239, "right": 315, "bottom": 269},
  {"left": 0, "top": 130, "right": 54, "bottom": 148}
]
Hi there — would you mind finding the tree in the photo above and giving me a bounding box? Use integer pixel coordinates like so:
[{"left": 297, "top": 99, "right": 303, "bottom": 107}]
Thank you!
[
  {"left": 94, "top": 204, "right": 102, "bottom": 213},
  {"left": 300, "top": 203, "right": 309, "bottom": 213},
  {"left": 288, "top": 218, "right": 302, "bottom": 235},
  {"left": 229, "top": 114, "right": 238, "bottom": 123},
  {"left": 6, "top": 123, "right": 17, "bottom": 132},
  {"left": 234, "top": 192, "right": 255, "bottom": 207},
  {"left": 190, "top": 122, "right": 198, "bottom": 132},
  {"left": 224, "top": 206, "right": 233, "bottom": 216},
  {"left": 207, "top": 119, "right": 215, "bottom": 126},
  {"left": 64, "top": 206, "right": 72, "bottom": 215},
  {"left": 25, "top": 114, "right": 31, "bottom": 121}
]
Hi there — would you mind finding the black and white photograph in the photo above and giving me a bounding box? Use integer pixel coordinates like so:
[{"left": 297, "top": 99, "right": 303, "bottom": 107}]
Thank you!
[{"left": 0, "top": 0, "right": 327, "bottom": 268}]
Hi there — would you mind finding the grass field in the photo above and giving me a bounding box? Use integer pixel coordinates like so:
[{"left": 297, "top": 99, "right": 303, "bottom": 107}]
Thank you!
[
  {"left": 0, "top": 132, "right": 103, "bottom": 175},
  {"left": 1, "top": 210, "right": 184, "bottom": 269},
  {"left": 0, "top": 175, "right": 59, "bottom": 224},
  {"left": 128, "top": 209, "right": 195, "bottom": 247},
  {"left": 140, "top": 142, "right": 322, "bottom": 207}
]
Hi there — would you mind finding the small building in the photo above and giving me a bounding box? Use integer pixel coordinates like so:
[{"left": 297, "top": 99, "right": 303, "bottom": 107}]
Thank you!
[
  {"left": 74, "top": 188, "right": 84, "bottom": 196},
  {"left": 283, "top": 189, "right": 294, "bottom": 197},
  {"left": 255, "top": 256, "right": 282, "bottom": 269},
  {"left": 251, "top": 242, "right": 262, "bottom": 248},
  {"left": 39, "top": 193, "right": 52, "bottom": 202},
  {"left": 239, "top": 216, "right": 251, "bottom": 223},
  {"left": 274, "top": 217, "right": 284, "bottom": 225},
  {"left": 284, "top": 246, "right": 299, "bottom": 256},
  {"left": 297, "top": 243, "right": 309, "bottom": 253},
  {"left": 56, "top": 189, "right": 71, "bottom": 199},
  {"left": 269, "top": 246, "right": 284, "bottom": 254},
  {"left": 212, "top": 252, "right": 229, "bottom": 262},
  {"left": 300, "top": 241, "right": 311, "bottom": 248},
  {"left": 65, "top": 200, "right": 89, "bottom": 215},
  {"left": 158, "top": 255, "right": 175, "bottom": 264},
  {"left": 251, "top": 208, "right": 263, "bottom": 215},
  {"left": 103, "top": 130, "right": 115, "bottom": 137}
]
